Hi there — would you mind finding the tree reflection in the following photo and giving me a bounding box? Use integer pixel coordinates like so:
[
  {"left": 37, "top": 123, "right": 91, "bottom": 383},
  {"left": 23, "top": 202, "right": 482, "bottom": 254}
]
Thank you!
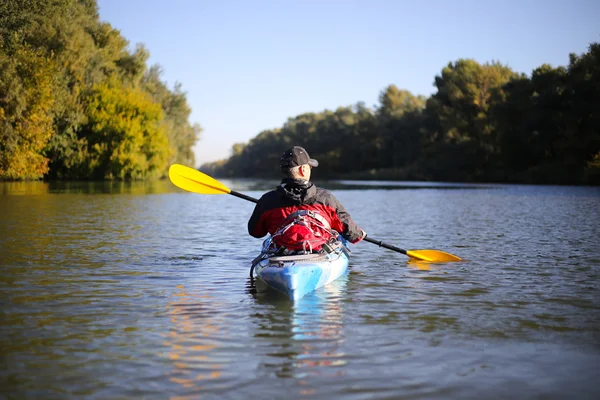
[{"left": 164, "top": 284, "right": 225, "bottom": 397}]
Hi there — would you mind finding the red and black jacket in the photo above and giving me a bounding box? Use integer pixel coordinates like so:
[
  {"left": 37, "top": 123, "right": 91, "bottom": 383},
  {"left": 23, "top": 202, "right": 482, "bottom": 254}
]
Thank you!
[{"left": 248, "top": 179, "right": 364, "bottom": 243}]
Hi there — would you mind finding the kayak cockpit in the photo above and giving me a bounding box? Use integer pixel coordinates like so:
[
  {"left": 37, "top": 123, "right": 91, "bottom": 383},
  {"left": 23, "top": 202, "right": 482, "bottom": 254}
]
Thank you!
[{"left": 251, "top": 236, "right": 350, "bottom": 300}]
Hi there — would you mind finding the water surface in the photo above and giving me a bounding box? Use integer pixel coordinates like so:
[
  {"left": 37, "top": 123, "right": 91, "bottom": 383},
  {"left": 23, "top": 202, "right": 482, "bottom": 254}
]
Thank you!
[{"left": 1, "top": 180, "right": 599, "bottom": 399}]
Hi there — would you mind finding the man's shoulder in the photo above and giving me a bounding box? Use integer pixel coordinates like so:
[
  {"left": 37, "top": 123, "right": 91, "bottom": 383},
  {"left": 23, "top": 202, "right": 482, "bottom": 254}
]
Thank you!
[
  {"left": 314, "top": 186, "right": 332, "bottom": 195},
  {"left": 314, "top": 186, "right": 338, "bottom": 202},
  {"left": 259, "top": 189, "right": 279, "bottom": 200}
]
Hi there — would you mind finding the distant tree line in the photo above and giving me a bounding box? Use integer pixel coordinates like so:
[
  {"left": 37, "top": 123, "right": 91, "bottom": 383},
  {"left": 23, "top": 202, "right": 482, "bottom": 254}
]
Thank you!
[
  {"left": 0, "top": 0, "right": 200, "bottom": 180},
  {"left": 202, "top": 44, "right": 600, "bottom": 185}
]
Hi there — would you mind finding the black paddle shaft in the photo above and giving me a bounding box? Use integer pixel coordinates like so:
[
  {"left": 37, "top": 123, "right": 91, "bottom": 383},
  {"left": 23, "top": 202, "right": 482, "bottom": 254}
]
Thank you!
[
  {"left": 231, "top": 190, "right": 258, "bottom": 203},
  {"left": 364, "top": 236, "right": 408, "bottom": 255}
]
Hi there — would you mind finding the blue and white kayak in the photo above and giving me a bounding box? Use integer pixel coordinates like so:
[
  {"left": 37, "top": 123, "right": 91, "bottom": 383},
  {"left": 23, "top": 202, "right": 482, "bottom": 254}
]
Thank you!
[{"left": 252, "top": 238, "right": 350, "bottom": 300}]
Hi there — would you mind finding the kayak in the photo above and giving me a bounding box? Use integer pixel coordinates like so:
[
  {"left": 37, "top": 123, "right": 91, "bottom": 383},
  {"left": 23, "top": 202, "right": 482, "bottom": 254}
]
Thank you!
[{"left": 251, "top": 237, "right": 350, "bottom": 300}]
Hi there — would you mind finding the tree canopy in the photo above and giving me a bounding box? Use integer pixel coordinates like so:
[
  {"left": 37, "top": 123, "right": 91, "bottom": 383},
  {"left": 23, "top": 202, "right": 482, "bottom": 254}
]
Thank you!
[
  {"left": 202, "top": 44, "right": 600, "bottom": 185},
  {"left": 0, "top": 0, "right": 200, "bottom": 180},
  {"left": 2, "top": 1, "right": 597, "bottom": 185}
]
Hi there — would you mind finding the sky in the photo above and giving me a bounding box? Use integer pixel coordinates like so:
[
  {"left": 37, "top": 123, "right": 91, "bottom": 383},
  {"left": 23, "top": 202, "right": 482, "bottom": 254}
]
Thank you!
[{"left": 96, "top": 0, "right": 600, "bottom": 167}]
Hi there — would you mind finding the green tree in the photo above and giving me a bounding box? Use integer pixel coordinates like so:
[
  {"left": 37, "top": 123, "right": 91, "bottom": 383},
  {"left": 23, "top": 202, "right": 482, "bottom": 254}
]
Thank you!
[
  {"left": 493, "top": 64, "right": 568, "bottom": 181},
  {"left": 424, "top": 59, "right": 518, "bottom": 180},
  {"left": 564, "top": 43, "right": 600, "bottom": 184},
  {"left": 202, "top": 46, "right": 599, "bottom": 185},
  {"left": 494, "top": 43, "right": 600, "bottom": 184},
  {"left": 142, "top": 66, "right": 201, "bottom": 167},
  {"left": 1, "top": 0, "right": 199, "bottom": 180},
  {"left": 376, "top": 86, "right": 426, "bottom": 170}
]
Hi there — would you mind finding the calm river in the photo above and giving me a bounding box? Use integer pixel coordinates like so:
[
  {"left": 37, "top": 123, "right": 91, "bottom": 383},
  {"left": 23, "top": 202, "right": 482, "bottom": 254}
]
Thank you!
[{"left": 1, "top": 180, "right": 599, "bottom": 399}]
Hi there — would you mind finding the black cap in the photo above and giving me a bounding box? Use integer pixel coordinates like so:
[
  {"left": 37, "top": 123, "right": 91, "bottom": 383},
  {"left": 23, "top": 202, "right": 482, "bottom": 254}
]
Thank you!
[{"left": 280, "top": 146, "right": 319, "bottom": 168}]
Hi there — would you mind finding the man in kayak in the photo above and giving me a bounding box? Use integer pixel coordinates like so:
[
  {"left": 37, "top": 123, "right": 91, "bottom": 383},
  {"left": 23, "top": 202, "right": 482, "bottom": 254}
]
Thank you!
[{"left": 248, "top": 146, "right": 366, "bottom": 252}]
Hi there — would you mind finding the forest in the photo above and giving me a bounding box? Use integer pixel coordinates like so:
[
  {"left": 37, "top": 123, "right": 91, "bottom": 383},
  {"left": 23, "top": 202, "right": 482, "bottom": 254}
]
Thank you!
[
  {"left": 1, "top": 1, "right": 598, "bottom": 185},
  {"left": 203, "top": 44, "right": 600, "bottom": 185},
  {"left": 0, "top": 0, "right": 200, "bottom": 180}
]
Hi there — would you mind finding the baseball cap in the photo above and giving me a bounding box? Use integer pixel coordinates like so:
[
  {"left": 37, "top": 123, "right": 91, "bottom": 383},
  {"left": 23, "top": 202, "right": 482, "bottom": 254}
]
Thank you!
[{"left": 280, "top": 146, "right": 319, "bottom": 168}]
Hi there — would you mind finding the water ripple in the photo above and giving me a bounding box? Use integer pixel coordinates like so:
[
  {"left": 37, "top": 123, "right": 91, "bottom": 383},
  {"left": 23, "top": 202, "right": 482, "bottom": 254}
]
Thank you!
[{"left": 1, "top": 184, "right": 599, "bottom": 399}]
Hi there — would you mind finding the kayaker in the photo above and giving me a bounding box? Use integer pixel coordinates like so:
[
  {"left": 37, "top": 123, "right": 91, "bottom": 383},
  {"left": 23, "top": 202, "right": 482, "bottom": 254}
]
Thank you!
[{"left": 248, "top": 146, "right": 366, "bottom": 252}]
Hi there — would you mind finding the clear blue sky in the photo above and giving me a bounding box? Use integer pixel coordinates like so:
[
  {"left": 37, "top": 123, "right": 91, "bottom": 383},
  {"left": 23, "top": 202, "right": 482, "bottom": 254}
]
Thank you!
[{"left": 97, "top": 0, "right": 599, "bottom": 166}]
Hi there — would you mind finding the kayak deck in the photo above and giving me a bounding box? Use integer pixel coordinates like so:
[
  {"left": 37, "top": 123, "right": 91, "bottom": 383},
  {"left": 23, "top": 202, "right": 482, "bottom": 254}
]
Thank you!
[{"left": 252, "top": 241, "right": 349, "bottom": 300}]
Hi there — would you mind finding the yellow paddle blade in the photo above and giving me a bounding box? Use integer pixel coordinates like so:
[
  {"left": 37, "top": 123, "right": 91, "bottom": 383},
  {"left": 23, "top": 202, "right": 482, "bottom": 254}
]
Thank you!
[
  {"left": 406, "top": 249, "right": 462, "bottom": 262},
  {"left": 168, "top": 164, "right": 231, "bottom": 195}
]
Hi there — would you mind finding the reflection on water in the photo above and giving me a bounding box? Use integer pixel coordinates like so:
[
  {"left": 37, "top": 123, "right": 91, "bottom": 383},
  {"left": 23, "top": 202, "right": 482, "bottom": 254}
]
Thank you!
[
  {"left": 249, "top": 277, "right": 347, "bottom": 381},
  {"left": 406, "top": 258, "right": 432, "bottom": 271},
  {"left": 165, "top": 284, "right": 224, "bottom": 394},
  {"left": 0, "top": 179, "right": 180, "bottom": 196}
]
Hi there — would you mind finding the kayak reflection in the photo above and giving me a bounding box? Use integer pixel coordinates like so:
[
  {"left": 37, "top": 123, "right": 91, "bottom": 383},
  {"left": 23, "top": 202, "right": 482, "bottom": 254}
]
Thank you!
[{"left": 247, "top": 275, "right": 348, "bottom": 380}]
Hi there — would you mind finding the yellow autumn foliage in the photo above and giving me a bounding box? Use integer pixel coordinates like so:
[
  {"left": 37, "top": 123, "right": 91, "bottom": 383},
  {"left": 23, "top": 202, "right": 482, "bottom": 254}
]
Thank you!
[
  {"left": 83, "top": 79, "right": 172, "bottom": 180},
  {"left": 0, "top": 46, "right": 56, "bottom": 180}
]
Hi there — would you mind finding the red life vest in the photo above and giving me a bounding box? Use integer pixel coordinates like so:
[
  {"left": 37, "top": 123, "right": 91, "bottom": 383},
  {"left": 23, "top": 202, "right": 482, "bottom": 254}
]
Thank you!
[{"left": 271, "top": 210, "right": 335, "bottom": 252}]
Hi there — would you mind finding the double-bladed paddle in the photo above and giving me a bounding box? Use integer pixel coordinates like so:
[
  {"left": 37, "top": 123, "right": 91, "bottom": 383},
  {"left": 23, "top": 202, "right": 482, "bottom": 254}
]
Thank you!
[{"left": 168, "top": 164, "right": 461, "bottom": 262}]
